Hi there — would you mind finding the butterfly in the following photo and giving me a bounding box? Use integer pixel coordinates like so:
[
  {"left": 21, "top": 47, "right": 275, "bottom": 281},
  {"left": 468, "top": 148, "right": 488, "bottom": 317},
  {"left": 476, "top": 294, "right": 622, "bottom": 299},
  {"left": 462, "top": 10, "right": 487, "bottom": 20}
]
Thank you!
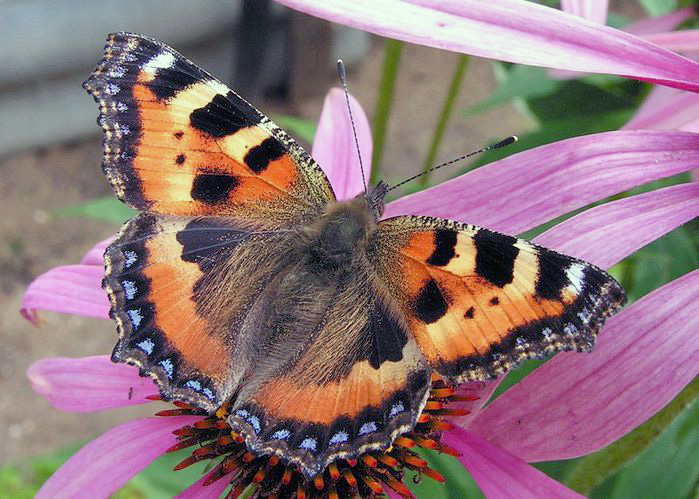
[{"left": 84, "top": 33, "right": 626, "bottom": 478}]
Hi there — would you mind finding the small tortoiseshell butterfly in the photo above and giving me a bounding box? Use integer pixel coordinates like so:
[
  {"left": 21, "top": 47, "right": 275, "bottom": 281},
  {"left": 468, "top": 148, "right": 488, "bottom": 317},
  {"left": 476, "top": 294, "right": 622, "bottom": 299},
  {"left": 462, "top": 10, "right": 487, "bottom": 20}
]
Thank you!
[{"left": 85, "top": 33, "right": 626, "bottom": 477}]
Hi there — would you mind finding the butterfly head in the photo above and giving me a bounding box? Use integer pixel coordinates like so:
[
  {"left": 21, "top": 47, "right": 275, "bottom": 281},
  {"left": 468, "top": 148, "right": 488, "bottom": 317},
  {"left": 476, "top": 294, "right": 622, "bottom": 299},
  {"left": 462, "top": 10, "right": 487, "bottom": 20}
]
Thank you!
[
  {"left": 301, "top": 183, "right": 387, "bottom": 272},
  {"left": 365, "top": 180, "right": 389, "bottom": 219}
]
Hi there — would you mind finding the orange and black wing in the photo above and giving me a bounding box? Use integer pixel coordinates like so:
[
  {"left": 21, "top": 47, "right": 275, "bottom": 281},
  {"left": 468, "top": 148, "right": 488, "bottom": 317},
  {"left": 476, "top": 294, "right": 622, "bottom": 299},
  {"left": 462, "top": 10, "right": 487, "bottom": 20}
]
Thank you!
[
  {"left": 371, "top": 216, "right": 626, "bottom": 382},
  {"left": 86, "top": 33, "right": 337, "bottom": 413},
  {"left": 84, "top": 32, "right": 334, "bottom": 227},
  {"left": 224, "top": 267, "right": 431, "bottom": 477},
  {"left": 103, "top": 213, "right": 294, "bottom": 412}
]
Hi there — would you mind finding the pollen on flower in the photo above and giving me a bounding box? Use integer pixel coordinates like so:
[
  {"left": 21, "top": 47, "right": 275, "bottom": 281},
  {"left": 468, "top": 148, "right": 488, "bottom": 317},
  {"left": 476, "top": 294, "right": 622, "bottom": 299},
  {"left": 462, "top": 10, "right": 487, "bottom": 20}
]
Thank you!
[{"left": 154, "top": 374, "right": 473, "bottom": 498}]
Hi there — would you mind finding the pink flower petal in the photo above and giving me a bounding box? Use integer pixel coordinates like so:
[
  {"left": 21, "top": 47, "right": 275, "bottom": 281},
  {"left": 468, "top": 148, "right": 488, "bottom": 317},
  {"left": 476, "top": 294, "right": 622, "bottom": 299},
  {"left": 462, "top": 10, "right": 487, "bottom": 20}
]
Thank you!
[
  {"left": 80, "top": 237, "right": 112, "bottom": 266},
  {"left": 625, "top": 7, "right": 695, "bottom": 36},
  {"left": 28, "top": 355, "right": 157, "bottom": 412},
  {"left": 643, "top": 30, "right": 699, "bottom": 53},
  {"left": 560, "top": 0, "right": 608, "bottom": 25},
  {"left": 312, "top": 88, "right": 373, "bottom": 200},
  {"left": 468, "top": 270, "right": 699, "bottom": 462},
  {"left": 176, "top": 469, "right": 232, "bottom": 498},
  {"left": 384, "top": 488, "right": 402, "bottom": 499},
  {"left": 442, "top": 426, "right": 583, "bottom": 498},
  {"left": 276, "top": 0, "right": 699, "bottom": 92},
  {"left": 451, "top": 379, "right": 503, "bottom": 427},
  {"left": 37, "top": 416, "right": 200, "bottom": 499},
  {"left": 623, "top": 86, "right": 699, "bottom": 130},
  {"left": 385, "top": 130, "right": 699, "bottom": 234},
  {"left": 21, "top": 264, "right": 110, "bottom": 324},
  {"left": 681, "top": 119, "right": 699, "bottom": 134},
  {"left": 534, "top": 182, "right": 699, "bottom": 268},
  {"left": 551, "top": 7, "right": 694, "bottom": 80},
  {"left": 456, "top": 183, "right": 698, "bottom": 423}
]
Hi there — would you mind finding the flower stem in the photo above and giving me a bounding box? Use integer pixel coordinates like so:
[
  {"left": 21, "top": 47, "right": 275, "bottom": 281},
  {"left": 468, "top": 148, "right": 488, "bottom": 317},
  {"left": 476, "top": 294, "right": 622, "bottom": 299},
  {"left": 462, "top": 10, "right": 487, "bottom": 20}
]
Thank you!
[
  {"left": 371, "top": 38, "right": 402, "bottom": 185},
  {"left": 420, "top": 55, "right": 469, "bottom": 187}
]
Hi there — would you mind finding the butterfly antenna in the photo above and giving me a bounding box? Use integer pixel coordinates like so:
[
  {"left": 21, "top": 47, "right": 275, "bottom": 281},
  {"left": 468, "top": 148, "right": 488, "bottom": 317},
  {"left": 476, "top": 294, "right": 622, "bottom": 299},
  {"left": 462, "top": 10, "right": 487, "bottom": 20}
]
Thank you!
[
  {"left": 337, "top": 59, "right": 369, "bottom": 199},
  {"left": 386, "top": 136, "right": 518, "bottom": 193}
]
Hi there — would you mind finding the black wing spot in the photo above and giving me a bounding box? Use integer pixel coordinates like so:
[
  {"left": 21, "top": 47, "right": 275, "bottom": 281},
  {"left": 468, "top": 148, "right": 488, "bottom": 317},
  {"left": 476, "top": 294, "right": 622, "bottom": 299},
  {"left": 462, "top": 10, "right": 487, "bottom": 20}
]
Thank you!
[
  {"left": 175, "top": 154, "right": 186, "bottom": 165},
  {"left": 176, "top": 218, "right": 249, "bottom": 270},
  {"left": 427, "top": 229, "right": 457, "bottom": 266},
  {"left": 474, "top": 229, "right": 519, "bottom": 287},
  {"left": 244, "top": 137, "right": 286, "bottom": 173},
  {"left": 489, "top": 297, "right": 500, "bottom": 306},
  {"left": 174, "top": 131, "right": 184, "bottom": 139},
  {"left": 190, "top": 92, "right": 259, "bottom": 138},
  {"left": 414, "top": 279, "right": 448, "bottom": 324},
  {"left": 366, "top": 302, "right": 408, "bottom": 369},
  {"left": 536, "top": 248, "right": 571, "bottom": 300},
  {"left": 191, "top": 174, "right": 238, "bottom": 204},
  {"left": 464, "top": 307, "right": 475, "bottom": 319},
  {"left": 148, "top": 63, "right": 201, "bottom": 101}
]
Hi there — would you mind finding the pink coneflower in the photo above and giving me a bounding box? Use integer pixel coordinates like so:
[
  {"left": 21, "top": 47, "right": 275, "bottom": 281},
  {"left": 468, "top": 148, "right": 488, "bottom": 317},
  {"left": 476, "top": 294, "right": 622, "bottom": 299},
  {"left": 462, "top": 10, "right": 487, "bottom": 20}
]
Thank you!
[
  {"left": 274, "top": 0, "right": 699, "bottom": 91},
  {"left": 23, "top": 87, "right": 699, "bottom": 497},
  {"left": 555, "top": 0, "right": 699, "bottom": 132},
  {"left": 551, "top": 3, "right": 697, "bottom": 80}
]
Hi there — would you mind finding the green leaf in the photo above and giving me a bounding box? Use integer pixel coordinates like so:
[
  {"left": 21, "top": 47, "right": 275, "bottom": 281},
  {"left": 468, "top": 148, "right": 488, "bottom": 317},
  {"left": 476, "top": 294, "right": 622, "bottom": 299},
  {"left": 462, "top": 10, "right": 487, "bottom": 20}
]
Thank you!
[
  {"left": 625, "top": 225, "right": 699, "bottom": 302},
  {"left": 607, "top": 394, "right": 699, "bottom": 499},
  {"left": 273, "top": 114, "right": 317, "bottom": 145},
  {"left": 56, "top": 196, "right": 135, "bottom": 226},
  {"left": 465, "top": 109, "right": 634, "bottom": 172},
  {"left": 565, "top": 379, "right": 699, "bottom": 495},
  {"left": 0, "top": 443, "right": 83, "bottom": 497},
  {"left": 464, "top": 65, "right": 561, "bottom": 116},
  {"left": 461, "top": 66, "right": 641, "bottom": 174},
  {"left": 638, "top": 0, "right": 678, "bottom": 16},
  {"left": 606, "top": 13, "right": 632, "bottom": 29},
  {"left": 0, "top": 467, "right": 38, "bottom": 499},
  {"left": 526, "top": 79, "right": 639, "bottom": 122}
]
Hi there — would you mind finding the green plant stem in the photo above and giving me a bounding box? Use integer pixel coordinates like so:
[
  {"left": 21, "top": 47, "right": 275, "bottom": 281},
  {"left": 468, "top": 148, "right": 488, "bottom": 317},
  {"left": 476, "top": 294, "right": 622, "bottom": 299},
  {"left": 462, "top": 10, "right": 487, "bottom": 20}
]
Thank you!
[
  {"left": 420, "top": 55, "right": 469, "bottom": 187},
  {"left": 370, "top": 39, "right": 402, "bottom": 185}
]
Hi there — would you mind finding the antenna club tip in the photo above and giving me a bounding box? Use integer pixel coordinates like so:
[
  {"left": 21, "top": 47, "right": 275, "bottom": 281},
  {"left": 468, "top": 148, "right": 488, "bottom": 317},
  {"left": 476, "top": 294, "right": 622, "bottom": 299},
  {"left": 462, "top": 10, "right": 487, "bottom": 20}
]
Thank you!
[
  {"left": 493, "top": 136, "right": 517, "bottom": 149},
  {"left": 337, "top": 60, "right": 346, "bottom": 80}
]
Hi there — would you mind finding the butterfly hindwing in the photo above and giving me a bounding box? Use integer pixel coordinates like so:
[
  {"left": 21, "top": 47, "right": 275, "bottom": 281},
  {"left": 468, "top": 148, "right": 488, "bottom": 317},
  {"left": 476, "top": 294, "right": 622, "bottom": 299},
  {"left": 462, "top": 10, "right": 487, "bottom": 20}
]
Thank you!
[
  {"left": 372, "top": 216, "right": 626, "bottom": 382},
  {"left": 84, "top": 32, "right": 334, "bottom": 227},
  {"left": 103, "top": 213, "right": 296, "bottom": 411}
]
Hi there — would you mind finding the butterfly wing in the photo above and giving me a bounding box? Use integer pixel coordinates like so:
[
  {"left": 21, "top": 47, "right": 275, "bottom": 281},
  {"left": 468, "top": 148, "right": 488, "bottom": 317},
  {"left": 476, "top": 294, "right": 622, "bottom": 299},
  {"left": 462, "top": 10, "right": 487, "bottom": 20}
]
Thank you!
[
  {"left": 222, "top": 262, "right": 431, "bottom": 477},
  {"left": 86, "top": 32, "right": 339, "bottom": 410},
  {"left": 371, "top": 216, "right": 626, "bottom": 382},
  {"left": 104, "top": 213, "right": 298, "bottom": 411},
  {"left": 84, "top": 32, "right": 334, "bottom": 227}
]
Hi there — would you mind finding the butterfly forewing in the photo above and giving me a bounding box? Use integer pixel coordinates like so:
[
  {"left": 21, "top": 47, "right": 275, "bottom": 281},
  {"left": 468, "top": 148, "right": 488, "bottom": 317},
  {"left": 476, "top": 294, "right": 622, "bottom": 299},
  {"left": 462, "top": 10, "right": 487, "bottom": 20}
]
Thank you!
[
  {"left": 84, "top": 32, "right": 334, "bottom": 227},
  {"left": 371, "top": 215, "right": 626, "bottom": 382}
]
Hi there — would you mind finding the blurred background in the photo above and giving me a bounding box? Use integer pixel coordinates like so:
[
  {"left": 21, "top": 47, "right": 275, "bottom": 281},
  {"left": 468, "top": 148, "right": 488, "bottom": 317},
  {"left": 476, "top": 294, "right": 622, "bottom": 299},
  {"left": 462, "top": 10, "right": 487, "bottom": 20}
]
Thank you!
[{"left": 1, "top": 0, "right": 696, "bottom": 497}]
